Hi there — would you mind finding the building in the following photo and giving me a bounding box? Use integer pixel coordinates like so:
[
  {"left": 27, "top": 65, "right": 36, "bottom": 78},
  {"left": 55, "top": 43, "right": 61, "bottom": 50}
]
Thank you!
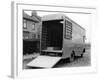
[{"left": 23, "top": 11, "right": 41, "bottom": 55}]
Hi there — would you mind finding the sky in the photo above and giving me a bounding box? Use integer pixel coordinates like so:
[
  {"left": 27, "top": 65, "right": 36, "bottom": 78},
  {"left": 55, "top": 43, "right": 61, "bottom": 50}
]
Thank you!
[{"left": 24, "top": 11, "right": 91, "bottom": 43}]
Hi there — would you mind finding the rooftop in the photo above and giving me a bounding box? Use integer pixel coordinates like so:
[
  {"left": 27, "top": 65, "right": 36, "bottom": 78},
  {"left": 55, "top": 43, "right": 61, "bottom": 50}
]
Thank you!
[{"left": 23, "top": 12, "right": 41, "bottom": 22}]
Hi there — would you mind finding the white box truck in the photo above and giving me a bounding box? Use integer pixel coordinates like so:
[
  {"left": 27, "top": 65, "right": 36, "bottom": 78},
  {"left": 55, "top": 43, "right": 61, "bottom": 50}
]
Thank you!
[{"left": 27, "top": 14, "right": 86, "bottom": 68}]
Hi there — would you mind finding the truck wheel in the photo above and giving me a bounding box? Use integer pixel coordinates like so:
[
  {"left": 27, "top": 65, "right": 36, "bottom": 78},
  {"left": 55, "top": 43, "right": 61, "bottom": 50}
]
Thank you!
[
  {"left": 69, "top": 51, "right": 75, "bottom": 62},
  {"left": 80, "top": 49, "right": 85, "bottom": 58},
  {"left": 80, "top": 53, "right": 83, "bottom": 58}
]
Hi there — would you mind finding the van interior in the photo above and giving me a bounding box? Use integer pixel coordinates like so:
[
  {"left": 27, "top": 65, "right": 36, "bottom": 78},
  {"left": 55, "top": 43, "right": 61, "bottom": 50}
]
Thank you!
[{"left": 41, "top": 19, "right": 63, "bottom": 54}]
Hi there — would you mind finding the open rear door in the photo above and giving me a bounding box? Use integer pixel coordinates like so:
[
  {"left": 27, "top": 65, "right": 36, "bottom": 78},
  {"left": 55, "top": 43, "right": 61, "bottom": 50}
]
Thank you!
[{"left": 27, "top": 56, "right": 61, "bottom": 68}]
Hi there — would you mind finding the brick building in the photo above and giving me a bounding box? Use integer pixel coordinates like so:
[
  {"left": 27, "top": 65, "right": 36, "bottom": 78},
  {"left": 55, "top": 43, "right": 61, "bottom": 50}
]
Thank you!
[{"left": 23, "top": 11, "right": 41, "bottom": 55}]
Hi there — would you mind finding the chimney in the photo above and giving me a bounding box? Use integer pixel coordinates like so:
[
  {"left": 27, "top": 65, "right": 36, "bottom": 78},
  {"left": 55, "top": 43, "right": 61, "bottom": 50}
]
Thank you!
[{"left": 31, "top": 10, "right": 37, "bottom": 16}]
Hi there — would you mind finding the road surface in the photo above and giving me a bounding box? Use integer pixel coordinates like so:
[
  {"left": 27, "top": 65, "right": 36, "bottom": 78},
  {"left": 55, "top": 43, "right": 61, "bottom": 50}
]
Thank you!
[{"left": 23, "top": 48, "right": 91, "bottom": 69}]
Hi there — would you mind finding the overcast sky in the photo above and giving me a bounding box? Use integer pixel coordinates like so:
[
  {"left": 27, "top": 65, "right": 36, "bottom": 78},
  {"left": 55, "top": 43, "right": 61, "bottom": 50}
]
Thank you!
[{"left": 24, "top": 11, "right": 91, "bottom": 43}]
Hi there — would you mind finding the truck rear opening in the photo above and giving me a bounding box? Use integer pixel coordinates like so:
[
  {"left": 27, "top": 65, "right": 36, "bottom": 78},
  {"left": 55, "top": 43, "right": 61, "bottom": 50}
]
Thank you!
[{"left": 41, "top": 19, "right": 63, "bottom": 56}]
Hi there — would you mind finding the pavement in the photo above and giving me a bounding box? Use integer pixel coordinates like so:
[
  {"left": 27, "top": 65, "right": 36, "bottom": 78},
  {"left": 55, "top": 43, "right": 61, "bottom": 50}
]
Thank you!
[{"left": 23, "top": 48, "right": 91, "bottom": 69}]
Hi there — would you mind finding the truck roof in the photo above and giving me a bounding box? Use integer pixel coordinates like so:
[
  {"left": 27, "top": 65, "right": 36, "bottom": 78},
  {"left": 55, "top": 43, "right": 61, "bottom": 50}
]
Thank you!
[
  {"left": 42, "top": 14, "right": 64, "bottom": 21},
  {"left": 42, "top": 14, "right": 85, "bottom": 31}
]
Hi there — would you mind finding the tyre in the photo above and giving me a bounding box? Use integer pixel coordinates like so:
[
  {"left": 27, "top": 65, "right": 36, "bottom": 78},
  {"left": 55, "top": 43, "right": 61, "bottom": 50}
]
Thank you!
[
  {"left": 80, "top": 48, "right": 85, "bottom": 58},
  {"left": 69, "top": 51, "right": 75, "bottom": 62},
  {"left": 80, "top": 53, "right": 83, "bottom": 58}
]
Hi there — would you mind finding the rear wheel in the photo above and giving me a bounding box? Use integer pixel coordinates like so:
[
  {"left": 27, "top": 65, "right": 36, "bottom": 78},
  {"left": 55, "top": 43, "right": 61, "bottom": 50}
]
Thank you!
[
  {"left": 80, "top": 48, "right": 85, "bottom": 58},
  {"left": 69, "top": 51, "right": 75, "bottom": 62}
]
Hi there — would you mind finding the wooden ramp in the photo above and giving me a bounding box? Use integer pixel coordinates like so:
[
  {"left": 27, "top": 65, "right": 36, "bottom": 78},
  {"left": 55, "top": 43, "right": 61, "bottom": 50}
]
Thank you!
[{"left": 27, "top": 56, "right": 61, "bottom": 68}]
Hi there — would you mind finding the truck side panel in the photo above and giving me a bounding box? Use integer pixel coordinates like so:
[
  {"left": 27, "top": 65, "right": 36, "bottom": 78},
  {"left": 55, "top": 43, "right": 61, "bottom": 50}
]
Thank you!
[{"left": 62, "top": 17, "right": 85, "bottom": 59}]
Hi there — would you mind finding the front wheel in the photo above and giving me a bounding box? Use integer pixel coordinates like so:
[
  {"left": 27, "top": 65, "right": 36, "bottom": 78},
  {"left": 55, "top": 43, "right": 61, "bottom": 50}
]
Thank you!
[
  {"left": 80, "top": 48, "right": 85, "bottom": 58},
  {"left": 69, "top": 51, "right": 75, "bottom": 62}
]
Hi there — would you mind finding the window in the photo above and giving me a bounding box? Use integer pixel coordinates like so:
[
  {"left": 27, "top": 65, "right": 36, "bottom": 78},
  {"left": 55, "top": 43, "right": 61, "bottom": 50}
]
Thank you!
[
  {"left": 23, "top": 31, "right": 29, "bottom": 39},
  {"left": 31, "top": 22, "right": 35, "bottom": 30},
  {"left": 32, "top": 33, "right": 36, "bottom": 39},
  {"left": 23, "top": 19, "right": 27, "bottom": 28},
  {"left": 65, "top": 20, "right": 72, "bottom": 40}
]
